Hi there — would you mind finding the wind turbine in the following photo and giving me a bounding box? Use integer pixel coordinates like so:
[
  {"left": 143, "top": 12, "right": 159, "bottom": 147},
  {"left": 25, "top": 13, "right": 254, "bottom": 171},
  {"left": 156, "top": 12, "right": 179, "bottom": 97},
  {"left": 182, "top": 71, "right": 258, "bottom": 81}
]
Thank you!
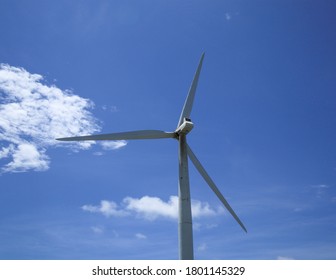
[{"left": 57, "top": 53, "right": 247, "bottom": 260}]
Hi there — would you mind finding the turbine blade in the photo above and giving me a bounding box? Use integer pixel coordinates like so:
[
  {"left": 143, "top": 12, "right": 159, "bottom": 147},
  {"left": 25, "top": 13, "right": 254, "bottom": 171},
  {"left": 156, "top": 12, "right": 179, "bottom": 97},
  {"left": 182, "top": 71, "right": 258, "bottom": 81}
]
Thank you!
[
  {"left": 56, "top": 130, "right": 176, "bottom": 141},
  {"left": 187, "top": 144, "right": 247, "bottom": 233},
  {"left": 177, "top": 52, "right": 205, "bottom": 127}
]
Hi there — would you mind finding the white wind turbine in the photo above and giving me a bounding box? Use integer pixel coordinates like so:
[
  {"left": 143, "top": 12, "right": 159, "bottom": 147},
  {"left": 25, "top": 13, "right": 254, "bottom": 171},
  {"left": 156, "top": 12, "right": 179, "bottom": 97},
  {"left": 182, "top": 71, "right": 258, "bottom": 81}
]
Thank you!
[{"left": 57, "top": 53, "right": 247, "bottom": 260}]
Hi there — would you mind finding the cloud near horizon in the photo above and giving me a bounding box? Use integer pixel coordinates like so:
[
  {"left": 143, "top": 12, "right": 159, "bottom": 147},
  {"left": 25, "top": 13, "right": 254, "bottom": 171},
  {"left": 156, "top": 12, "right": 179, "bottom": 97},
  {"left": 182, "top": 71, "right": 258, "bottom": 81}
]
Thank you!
[
  {"left": 0, "top": 64, "right": 125, "bottom": 173},
  {"left": 82, "top": 195, "right": 224, "bottom": 220}
]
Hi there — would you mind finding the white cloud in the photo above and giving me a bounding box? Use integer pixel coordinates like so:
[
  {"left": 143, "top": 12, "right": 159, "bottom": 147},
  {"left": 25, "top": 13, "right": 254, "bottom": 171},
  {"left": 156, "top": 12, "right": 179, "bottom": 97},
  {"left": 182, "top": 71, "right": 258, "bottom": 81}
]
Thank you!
[
  {"left": 190, "top": 199, "right": 223, "bottom": 217},
  {"left": 277, "top": 256, "right": 294, "bottom": 260},
  {"left": 312, "top": 184, "right": 329, "bottom": 189},
  {"left": 82, "top": 195, "right": 223, "bottom": 221},
  {"left": 0, "top": 144, "right": 14, "bottom": 159},
  {"left": 101, "top": 140, "right": 127, "bottom": 150},
  {"left": 102, "top": 105, "right": 118, "bottom": 112},
  {"left": 0, "top": 64, "right": 125, "bottom": 172},
  {"left": 225, "top": 12, "right": 240, "bottom": 21},
  {"left": 2, "top": 143, "right": 49, "bottom": 173},
  {"left": 124, "top": 196, "right": 178, "bottom": 220},
  {"left": 135, "top": 233, "right": 147, "bottom": 239},
  {"left": 125, "top": 196, "right": 222, "bottom": 220},
  {"left": 81, "top": 200, "right": 129, "bottom": 217}
]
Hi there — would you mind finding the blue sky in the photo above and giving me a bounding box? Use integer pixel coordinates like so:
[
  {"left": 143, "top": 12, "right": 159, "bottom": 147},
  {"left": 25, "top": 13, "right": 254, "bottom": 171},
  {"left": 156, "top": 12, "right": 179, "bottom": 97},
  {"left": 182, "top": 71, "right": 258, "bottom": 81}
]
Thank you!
[{"left": 0, "top": 0, "right": 335, "bottom": 260}]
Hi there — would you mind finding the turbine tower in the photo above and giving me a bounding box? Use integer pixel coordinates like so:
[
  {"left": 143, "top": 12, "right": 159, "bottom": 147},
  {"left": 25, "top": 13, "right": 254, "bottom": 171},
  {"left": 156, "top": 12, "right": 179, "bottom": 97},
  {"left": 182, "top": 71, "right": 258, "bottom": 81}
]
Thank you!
[{"left": 57, "top": 53, "right": 247, "bottom": 260}]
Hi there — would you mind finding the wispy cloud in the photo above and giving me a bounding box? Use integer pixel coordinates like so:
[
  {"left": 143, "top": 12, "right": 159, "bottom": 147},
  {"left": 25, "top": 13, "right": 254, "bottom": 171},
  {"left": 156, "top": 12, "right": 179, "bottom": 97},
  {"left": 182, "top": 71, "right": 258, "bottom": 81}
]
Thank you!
[
  {"left": 82, "top": 200, "right": 129, "bottom": 217},
  {"left": 91, "top": 226, "right": 104, "bottom": 234},
  {"left": 197, "top": 243, "right": 208, "bottom": 252},
  {"left": 102, "top": 105, "right": 118, "bottom": 113},
  {"left": 100, "top": 141, "right": 127, "bottom": 150},
  {"left": 224, "top": 12, "right": 239, "bottom": 22},
  {"left": 311, "top": 184, "right": 331, "bottom": 199},
  {"left": 277, "top": 256, "right": 294, "bottom": 260},
  {"left": 0, "top": 64, "right": 125, "bottom": 172},
  {"left": 135, "top": 233, "right": 147, "bottom": 239},
  {"left": 82, "top": 195, "right": 224, "bottom": 221}
]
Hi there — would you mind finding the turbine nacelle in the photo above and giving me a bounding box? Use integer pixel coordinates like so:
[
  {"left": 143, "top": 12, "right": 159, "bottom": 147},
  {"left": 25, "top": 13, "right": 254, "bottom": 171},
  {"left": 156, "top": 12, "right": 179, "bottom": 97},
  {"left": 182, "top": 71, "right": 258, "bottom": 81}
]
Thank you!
[{"left": 175, "top": 118, "right": 194, "bottom": 136}]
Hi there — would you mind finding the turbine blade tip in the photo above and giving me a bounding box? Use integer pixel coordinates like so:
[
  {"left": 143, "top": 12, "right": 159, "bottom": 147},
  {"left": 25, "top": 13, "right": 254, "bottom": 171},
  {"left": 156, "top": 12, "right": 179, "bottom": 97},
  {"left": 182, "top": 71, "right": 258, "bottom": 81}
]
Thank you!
[{"left": 56, "top": 137, "right": 72, "bottom": 141}]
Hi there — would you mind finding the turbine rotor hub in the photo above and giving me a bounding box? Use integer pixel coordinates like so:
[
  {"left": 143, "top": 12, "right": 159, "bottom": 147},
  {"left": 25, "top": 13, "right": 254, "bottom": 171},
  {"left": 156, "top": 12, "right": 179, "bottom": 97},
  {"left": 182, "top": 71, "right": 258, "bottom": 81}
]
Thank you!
[{"left": 175, "top": 118, "right": 194, "bottom": 136}]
